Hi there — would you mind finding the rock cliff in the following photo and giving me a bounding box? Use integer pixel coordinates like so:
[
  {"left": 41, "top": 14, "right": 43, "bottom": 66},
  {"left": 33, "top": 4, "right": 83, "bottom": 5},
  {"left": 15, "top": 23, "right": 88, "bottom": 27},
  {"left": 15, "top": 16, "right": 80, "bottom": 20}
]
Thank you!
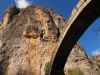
[
  {"left": 64, "top": 44, "right": 100, "bottom": 75},
  {"left": 0, "top": 5, "right": 100, "bottom": 75}
]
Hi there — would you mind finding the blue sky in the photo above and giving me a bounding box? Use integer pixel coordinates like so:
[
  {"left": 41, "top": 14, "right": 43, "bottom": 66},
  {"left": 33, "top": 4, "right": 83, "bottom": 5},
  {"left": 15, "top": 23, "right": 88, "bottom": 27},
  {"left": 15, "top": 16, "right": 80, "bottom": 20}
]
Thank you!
[{"left": 0, "top": 0, "right": 100, "bottom": 56}]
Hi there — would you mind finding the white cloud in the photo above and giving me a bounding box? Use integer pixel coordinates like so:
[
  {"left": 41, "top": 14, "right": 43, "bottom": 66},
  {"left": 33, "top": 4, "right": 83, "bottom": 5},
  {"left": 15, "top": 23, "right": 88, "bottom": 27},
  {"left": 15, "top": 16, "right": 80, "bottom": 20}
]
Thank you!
[
  {"left": 92, "top": 48, "right": 100, "bottom": 56},
  {"left": 15, "top": 0, "right": 31, "bottom": 8}
]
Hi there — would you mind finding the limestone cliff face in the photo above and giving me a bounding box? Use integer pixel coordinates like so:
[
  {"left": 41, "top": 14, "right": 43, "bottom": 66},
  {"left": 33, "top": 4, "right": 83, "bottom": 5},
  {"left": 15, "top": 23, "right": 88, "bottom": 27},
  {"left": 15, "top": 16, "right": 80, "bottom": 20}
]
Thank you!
[
  {"left": 0, "top": 5, "right": 100, "bottom": 75},
  {"left": 0, "top": 5, "right": 66, "bottom": 75},
  {"left": 90, "top": 55, "right": 100, "bottom": 65},
  {"left": 64, "top": 44, "right": 100, "bottom": 75}
]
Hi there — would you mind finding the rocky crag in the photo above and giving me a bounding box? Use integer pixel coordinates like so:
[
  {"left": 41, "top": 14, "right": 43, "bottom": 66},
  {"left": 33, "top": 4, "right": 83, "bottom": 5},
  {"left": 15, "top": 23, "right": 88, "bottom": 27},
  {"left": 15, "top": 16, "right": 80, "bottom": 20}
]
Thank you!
[
  {"left": 0, "top": 5, "right": 100, "bottom": 75},
  {"left": 65, "top": 44, "right": 100, "bottom": 75}
]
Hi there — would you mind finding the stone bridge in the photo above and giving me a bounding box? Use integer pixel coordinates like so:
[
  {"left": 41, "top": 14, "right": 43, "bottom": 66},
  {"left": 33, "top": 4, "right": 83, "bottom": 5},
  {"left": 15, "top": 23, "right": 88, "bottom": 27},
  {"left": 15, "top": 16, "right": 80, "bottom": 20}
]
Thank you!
[{"left": 46, "top": 0, "right": 100, "bottom": 75}]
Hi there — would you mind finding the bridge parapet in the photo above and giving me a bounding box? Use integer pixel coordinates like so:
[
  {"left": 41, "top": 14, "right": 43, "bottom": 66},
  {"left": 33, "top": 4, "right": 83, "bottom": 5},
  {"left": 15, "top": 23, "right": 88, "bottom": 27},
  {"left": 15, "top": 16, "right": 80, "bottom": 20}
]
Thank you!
[{"left": 68, "top": 0, "right": 91, "bottom": 26}]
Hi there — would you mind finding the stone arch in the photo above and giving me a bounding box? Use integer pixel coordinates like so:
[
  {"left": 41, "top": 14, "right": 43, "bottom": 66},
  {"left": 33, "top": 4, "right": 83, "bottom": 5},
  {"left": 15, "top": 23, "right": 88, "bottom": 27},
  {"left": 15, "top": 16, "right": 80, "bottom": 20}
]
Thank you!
[{"left": 46, "top": 0, "right": 100, "bottom": 75}]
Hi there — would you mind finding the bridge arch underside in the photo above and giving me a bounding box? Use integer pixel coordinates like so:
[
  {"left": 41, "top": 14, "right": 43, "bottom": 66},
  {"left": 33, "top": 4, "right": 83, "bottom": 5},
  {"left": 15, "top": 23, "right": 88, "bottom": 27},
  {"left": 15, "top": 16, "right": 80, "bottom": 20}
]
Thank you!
[{"left": 48, "top": 0, "right": 100, "bottom": 75}]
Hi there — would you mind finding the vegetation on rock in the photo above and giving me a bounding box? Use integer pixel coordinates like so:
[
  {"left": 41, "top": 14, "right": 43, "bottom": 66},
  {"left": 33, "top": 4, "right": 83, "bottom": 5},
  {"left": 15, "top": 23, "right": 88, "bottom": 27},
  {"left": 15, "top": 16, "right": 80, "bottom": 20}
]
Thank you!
[{"left": 68, "top": 68, "right": 84, "bottom": 75}]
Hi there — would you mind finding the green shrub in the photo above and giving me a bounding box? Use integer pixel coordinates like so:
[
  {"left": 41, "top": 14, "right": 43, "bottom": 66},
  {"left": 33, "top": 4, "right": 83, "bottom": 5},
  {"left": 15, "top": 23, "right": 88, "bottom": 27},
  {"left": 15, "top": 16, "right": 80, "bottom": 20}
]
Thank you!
[
  {"left": 68, "top": 68, "right": 84, "bottom": 75},
  {"left": 44, "top": 61, "right": 50, "bottom": 72}
]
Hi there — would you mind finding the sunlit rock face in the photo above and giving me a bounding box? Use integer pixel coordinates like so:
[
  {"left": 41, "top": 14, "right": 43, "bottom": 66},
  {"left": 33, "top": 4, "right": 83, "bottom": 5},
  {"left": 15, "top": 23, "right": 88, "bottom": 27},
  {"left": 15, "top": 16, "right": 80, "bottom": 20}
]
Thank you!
[
  {"left": 0, "top": 5, "right": 66, "bottom": 75},
  {"left": 0, "top": 5, "right": 100, "bottom": 75},
  {"left": 64, "top": 44, "right": 100, "bottom": 75}
]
